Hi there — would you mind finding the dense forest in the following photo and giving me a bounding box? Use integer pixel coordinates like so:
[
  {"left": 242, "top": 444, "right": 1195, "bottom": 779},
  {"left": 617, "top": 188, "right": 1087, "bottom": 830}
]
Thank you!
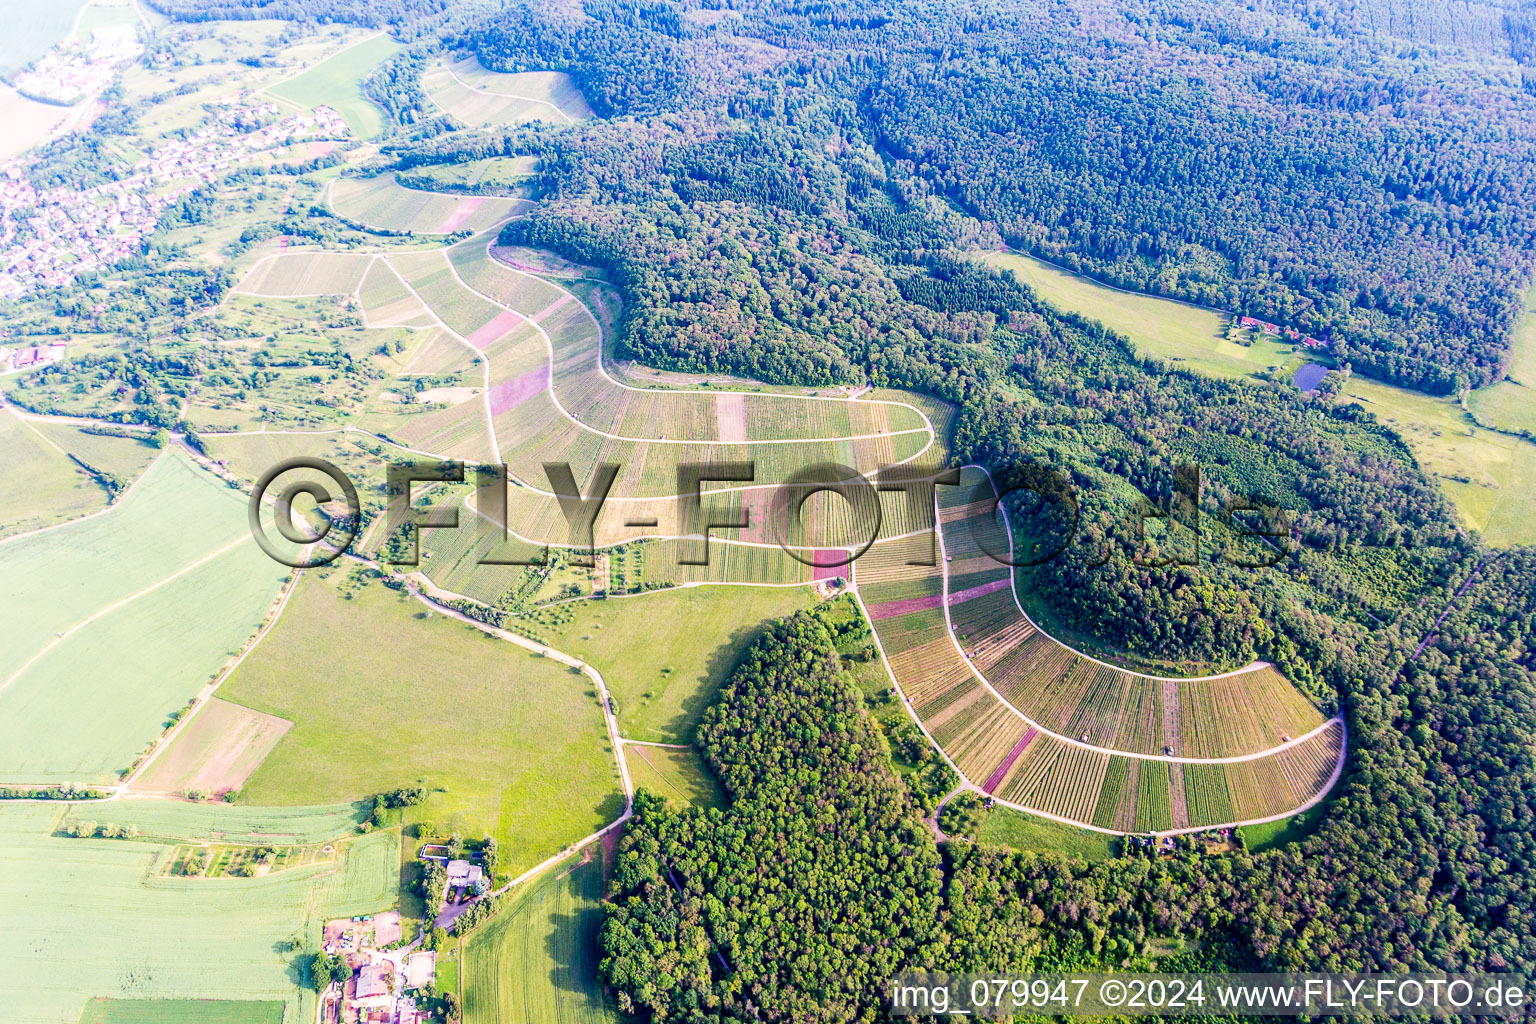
[{"left": 144, "top": 0, "right": 1536, "bottom": 1012}]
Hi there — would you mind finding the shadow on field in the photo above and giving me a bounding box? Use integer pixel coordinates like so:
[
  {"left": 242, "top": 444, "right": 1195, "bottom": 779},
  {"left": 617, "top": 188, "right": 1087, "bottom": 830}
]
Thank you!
[
  {"left": 654, "top": 621, "right": 773, "bottom": 742},
  {"left": 544, "top": 904, "right": 613, "bottom": 1010}
]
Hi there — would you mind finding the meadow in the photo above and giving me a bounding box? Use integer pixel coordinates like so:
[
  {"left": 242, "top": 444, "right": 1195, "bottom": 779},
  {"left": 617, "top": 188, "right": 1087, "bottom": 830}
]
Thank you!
[
  {"left": 624, "top": 744, "right": 725, "bottom": 811},
  {"left": 986, "top": 251, "right": 1297, "bottom": 379},
  {"left": 218, "top": 566, "right": 624, "bottom": 875},
  {"left": 460, "top": 851, "right": 617, "bottom": 1024},
  {"left": 985, "top": 249, "right": 1536, "bottom": 547},
  {"left": 0, "top": 802, "right": 396, "bottom": 1024},
  {"left": 265, "top": 32, "right": 400, "bottom": 138},
  {"left": 975, "top": 805, "right": 1119, "bottom": 860},
  {"left": 509, "top": 584, "right": 820, "bottom": 743},
  {"left": 0, "top": 453, "right": 287, "bottom": 784},
  {"left": 0, "top": 408, "right": 156, "bottom": 539}
]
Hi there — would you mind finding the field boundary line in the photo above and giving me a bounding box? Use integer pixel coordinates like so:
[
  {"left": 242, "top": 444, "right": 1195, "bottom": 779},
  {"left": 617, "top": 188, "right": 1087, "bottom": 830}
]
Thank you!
[
  {"left": 120, "top": 564, "right": 306, "bottom": 794},
  {"left": 0, "top": 530, "right": 254, "bottom": 698}
]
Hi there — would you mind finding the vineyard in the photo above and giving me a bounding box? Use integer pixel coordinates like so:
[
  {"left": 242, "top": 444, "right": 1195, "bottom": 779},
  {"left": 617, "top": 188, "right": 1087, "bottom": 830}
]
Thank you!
[{"left": 858, "top": 466, "right": 1346, "bottom": 833}]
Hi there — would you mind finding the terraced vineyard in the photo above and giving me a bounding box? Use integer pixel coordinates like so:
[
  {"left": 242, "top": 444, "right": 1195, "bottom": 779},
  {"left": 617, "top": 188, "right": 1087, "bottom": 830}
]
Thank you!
[
  {"left": 236, "top": 201, "right": 942, "bottom": 554},
  {"left": 229, "top": 169, "right": 1343, "bottom": 837},
  {"left": 859, "top": 467, "right": 1346, "bottom": 834}
]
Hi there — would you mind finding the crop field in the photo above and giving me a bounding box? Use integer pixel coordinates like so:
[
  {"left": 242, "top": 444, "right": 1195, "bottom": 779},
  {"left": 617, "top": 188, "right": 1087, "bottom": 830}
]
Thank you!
[
  {"left": 938, "top": 479, "right": 1327, "bottom": 758},
  {"left": 433, "top": 59, "right": 595, "bottom": 123},
  {"left": 984, "top": 250, "right": 1536, "bottom": 547},
  {"left": 424, "top": 68, "right": 576, "bottom": 128},
  {"left": 59, "top": 799, "right": 369, "bottom": 845},
  {"left": 235, "top": 251, "right": 373, "bottom": 297},
  {"left": 218, "top": 567, "right": 623, "bottom": 874},
  {"left": 332, "top": 176, "right": 526, "bottom": 235},
  {"left": 265, "top": 32, "right": 400, "bottom": 138},
  {"left": 133, "top": 698, "right": 293, "bottom": 797},
  {"left": 0, "top": 802, "right": 396, "bottom": 1024},
  {"left": 359, "top": 257, "right": 435, "bottom": 327},
  {"left": 507, "top": 584, "right": 819, "bottom": 743},
  {"left": 0, "top": 454, "right": 287, "bottom": 784},
  {"left": 0, "top": 408, "right": 155, "bottom": 539},
  {"left": 625, "top": 744, "right": 726, "bottom": 810},
  {"left": 461, "top": 851, "right": 617, "bottom": 1024},
  {"left": 80, "top": 999, "right": 285, "bottom": 1024}
]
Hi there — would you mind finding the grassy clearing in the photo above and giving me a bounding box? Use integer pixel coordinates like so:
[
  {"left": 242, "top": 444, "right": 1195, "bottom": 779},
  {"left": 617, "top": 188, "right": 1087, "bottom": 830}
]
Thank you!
[
  {"left": 1339, "top": 375, "right": 1536, "bottom": 545},
  {"left": 975, "top": 806, "right": 1121, "bottom": 861},
  {"left": 625, "top": 744, "right": 725, "bottom": 810},
  {"left": 984, "top": 249, "right": 1536, "bottom": 547},
  {"left": 987, "top": 250, "right": 1297, "bottom": 379},
  {"left": 266, "top": 33, "right": 400, "bottom": 139},
  {"left": 0, "top": 408, "right": 140, "bottom": 539},
  {"left": 511, "top": 585, "right": 819, "bottom": 743},
  {"left": 0, "top": 453, "right": 287, "bottom": 784},
  {"left": 80, "top": 999, "right": 284, "bottom": 1024},
  {"left": 461, "top": 851, "right": 617, "bottom": 1024},
  {"left": 0, "top": 802, "right": 396, "bottom": 1024},
  {"left": 1243, "top": 801, "right": 1328, "bottom": 852},
  {"left": 219, "top": 566, "right": 623, "bottom": 875}
]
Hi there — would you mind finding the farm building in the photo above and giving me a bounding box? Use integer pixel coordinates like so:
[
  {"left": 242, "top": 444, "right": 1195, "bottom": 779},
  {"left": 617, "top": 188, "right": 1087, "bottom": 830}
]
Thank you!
[
  {"left": 353, "top": 963, "right": 393, "bottom": 1007},
  {"left": 446, "top": 859, "right": 483, "bottom": 888}
]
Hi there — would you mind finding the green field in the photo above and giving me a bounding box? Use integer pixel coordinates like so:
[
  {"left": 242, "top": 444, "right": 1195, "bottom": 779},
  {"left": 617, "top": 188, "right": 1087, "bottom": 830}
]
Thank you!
[
  {"left": 0, "top": 0, "right": 90, "bottom": 75},
  {"left": 975, "top": 805, "right": 1120, "bottom": 861},
  {"left": 985, "top": 248, "right": 1536, "bottom": 547},
  {"left": 0, "top": 802, "right": 397, "bottom": 1024},
  {"left": 988, "top": 250, "right": 1298, "bottom": 379},
  {"left": 80, "top": 999, "right": 285, "bottom": 1024},
  {"left": 0, "top": 408, "right": 157, "bottom": 540},
  {"left": 461, "top": 852, "right": 617, "bottom": 1024},
  {"left": 624, "top": 744, "right": 725, "bottom": 810},
  {"left": 61, "top": 799, "right": 369, "bottom": 845},
  {"left": 1467, "top": 283, "right": 1536, "bottom": 437},
  {"left": 1243, "top": 801, "right": 1328, "bottom": 852},
  {"left": 219, "top": 567, "right": 623, "bottom": 874},
  {"left": 0, "top": 453, "right": 288, "bottom": 783},
  {"left": 511, "top": 585, "right": 819, "bottom": 743},
  {"left": 266, "top": 33, "right": 400, "bottom": 139}
]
